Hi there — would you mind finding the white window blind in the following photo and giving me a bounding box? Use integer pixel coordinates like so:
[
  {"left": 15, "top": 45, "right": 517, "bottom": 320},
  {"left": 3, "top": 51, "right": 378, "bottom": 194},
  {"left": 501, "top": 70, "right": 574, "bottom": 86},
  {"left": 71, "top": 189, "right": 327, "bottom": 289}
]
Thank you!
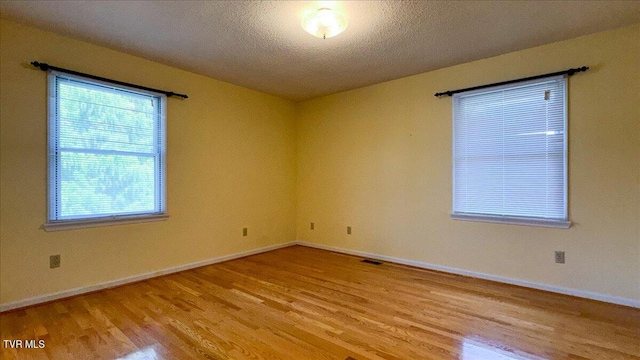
[
  {"left": 48, "top": 72, "right": 166, "bottom": 224},
  {"left": 452, "top": 76, "right": 569, "bottom": 228}
]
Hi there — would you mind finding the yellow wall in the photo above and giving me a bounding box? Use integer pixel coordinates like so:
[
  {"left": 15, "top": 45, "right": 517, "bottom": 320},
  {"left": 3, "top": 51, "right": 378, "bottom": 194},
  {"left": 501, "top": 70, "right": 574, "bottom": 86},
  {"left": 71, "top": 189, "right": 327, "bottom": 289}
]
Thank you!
[
  {"left": 296, "top": 25, "right": 640, "bottom": 301},
  {"left": 0, "top": 20, "right": 297, "bottom": 305}
]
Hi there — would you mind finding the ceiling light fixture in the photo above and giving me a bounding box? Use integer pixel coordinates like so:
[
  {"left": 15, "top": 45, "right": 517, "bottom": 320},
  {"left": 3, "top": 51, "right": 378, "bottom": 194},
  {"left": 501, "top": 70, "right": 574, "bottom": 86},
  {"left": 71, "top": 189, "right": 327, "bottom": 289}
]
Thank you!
[{"left": 302, "top": 8, "right": 347, "bottom": 39}]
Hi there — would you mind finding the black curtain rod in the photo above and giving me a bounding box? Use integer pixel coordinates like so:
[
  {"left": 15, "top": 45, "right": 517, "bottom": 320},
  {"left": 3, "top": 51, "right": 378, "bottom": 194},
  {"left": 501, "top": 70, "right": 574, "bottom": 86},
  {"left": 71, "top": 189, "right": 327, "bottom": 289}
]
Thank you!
[
  {"left": 434, "top": 66, "right": 589, "bottom": 98},
  {"left": 31, "top": 61, "right": 188, "bottom": 99}
]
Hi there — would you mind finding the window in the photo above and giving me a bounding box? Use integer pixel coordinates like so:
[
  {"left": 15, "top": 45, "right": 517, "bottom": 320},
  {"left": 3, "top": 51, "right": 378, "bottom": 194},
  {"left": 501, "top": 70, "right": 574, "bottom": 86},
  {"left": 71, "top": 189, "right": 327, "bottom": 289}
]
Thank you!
[
  {"left": 451, "top": 76, "right": 569, "bottom": 228},
  {"left": 45, "top": 72, "right": 167, "bottom": 230}
]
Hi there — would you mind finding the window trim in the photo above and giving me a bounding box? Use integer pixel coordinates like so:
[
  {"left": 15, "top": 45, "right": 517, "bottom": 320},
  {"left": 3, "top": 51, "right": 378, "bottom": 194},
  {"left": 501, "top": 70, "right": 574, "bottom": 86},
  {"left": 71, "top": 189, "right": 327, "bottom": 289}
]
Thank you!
[
  {"left": 43, "top": 213, "right": 169, "bottom": 232},
  {"left": 450, "top": 213, "right": 570, "bottom": 229},
  {"left": 450, "top": 76, "right": 570, "bottom": 228},
  {"left": 45, "top": 71, "right": 168, "bottom": 231}
]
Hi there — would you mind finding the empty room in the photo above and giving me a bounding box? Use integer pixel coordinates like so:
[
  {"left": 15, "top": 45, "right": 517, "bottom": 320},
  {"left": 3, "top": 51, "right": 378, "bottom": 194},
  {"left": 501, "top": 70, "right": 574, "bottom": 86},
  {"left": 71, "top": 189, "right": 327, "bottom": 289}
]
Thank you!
[{"left": 1, "top": 1, "right": 639, "bottom": 359}]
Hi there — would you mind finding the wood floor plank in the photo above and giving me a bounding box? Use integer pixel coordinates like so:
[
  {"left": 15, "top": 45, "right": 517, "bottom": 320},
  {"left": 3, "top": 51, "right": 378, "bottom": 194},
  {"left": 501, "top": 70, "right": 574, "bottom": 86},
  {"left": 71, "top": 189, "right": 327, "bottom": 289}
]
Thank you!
[{"left": 1, "top": 245, "right": 639, "bottom": 359}]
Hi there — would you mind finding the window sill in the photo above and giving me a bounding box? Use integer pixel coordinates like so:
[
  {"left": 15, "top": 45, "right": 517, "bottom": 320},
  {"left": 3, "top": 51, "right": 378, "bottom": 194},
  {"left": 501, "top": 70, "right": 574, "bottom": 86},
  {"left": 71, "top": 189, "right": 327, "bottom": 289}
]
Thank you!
[
  {"left": 451, "top": 213, "right": 570, "bottom": 229},
  {"left": 43, "top": 213, "right": 169, "bottom": 232}
]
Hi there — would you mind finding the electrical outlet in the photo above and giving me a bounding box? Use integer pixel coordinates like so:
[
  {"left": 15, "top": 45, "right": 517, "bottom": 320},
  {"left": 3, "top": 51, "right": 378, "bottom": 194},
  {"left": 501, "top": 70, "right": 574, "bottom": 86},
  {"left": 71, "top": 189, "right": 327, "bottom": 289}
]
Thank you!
[
  {"left": 310, "top": 222, "right": 314, "bottom": 230},
  {"left": 243, "top": 228, "right": 248, "bottom": 236},
  {"left": 347, "top": 226, "right": 352, "bottom": 235},
  {"left": 50, "top": 254, "right": 60, "bottom": 268},
  {"left": 555, "top": 251, "right": 565, "bottom": 264}
]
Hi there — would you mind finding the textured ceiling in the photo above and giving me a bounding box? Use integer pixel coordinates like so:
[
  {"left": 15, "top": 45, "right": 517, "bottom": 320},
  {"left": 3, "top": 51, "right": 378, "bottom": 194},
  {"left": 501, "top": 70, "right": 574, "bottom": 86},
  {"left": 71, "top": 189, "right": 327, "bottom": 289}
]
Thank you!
[{"left": 1, "top": 1, "right": 639, "bottom": 101}]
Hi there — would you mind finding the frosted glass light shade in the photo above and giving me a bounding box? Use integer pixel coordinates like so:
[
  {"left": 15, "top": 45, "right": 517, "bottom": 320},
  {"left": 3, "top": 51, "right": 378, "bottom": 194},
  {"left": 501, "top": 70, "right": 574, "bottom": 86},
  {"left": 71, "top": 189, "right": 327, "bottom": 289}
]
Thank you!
[{"left": 302, "top": 8, "right": 347, "bottom": 39}]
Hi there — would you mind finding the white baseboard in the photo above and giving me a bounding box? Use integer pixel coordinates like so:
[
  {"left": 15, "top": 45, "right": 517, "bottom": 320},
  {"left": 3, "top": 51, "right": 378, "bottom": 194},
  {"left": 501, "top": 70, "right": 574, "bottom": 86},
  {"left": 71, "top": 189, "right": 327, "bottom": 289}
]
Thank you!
[
  {"left": 0, "top": 242, "right": 296, "bottom": 312},
  {"left": 296, "top": 241, "right": 640, "bottom": 309},
  {"left": 3, "top": 240, "right": 638, "bottom": 311}
]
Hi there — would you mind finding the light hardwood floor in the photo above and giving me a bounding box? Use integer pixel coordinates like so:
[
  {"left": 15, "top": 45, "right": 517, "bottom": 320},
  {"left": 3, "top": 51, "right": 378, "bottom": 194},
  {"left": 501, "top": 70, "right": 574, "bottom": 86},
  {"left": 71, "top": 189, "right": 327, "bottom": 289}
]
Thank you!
[{"left": 1, "top": 245, "right": 639, "bottom": 359}]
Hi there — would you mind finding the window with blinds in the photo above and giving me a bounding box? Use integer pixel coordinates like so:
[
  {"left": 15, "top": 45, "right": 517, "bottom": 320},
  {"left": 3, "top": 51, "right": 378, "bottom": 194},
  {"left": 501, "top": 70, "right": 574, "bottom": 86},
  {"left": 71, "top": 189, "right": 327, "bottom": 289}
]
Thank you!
[
  {"left": 451, "top": 76, "right": 570, "bottom": 228},
  {"left": 47, "top": 72, "right": 166, "bottom": 225}
]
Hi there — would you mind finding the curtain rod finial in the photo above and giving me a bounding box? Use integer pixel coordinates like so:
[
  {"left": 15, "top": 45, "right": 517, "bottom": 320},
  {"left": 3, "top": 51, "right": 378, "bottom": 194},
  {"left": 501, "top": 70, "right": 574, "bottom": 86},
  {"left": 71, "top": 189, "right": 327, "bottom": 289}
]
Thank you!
[{"left": 31, "top": 61, "right": 49, "bottom": 71}]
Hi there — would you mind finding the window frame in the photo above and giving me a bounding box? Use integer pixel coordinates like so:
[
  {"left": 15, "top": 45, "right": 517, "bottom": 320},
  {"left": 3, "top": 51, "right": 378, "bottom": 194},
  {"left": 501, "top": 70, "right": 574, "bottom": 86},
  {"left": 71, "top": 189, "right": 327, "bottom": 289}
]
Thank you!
[
  {"left": 450, "top": 76, "right": 570, "bottom": 229},
  {"left": 44, "top": 71, "right": 168, "bottom": 231}
]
